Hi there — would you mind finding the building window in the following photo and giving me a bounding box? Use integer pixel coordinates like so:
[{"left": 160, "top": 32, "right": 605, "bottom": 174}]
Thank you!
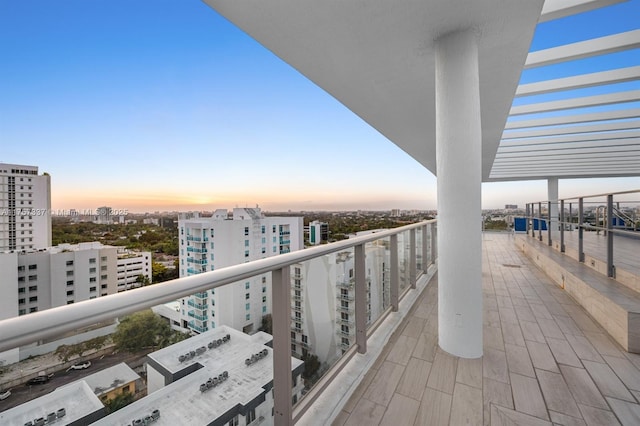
[
  {"left": 246, "top": 313, "right": 250, "bottom": 321},
  {"left": 89, "top": 258, "right": 96, "bottom": 264},
  {"left": 101, "top": 274, "right": 108, "bottom": 280},
  {"left": 19, "top": 309, "right": 26, "bottom": 316},
  {"left": 101, "top": 265, "right": 107, "bottom": 271},
  {"left": 28, "top": 285, "right": 37, "bottom": 292},
  {"left": 272, "top": 225, "right": 276, "bottom": 233},
  {"left": 244, "top": 239, "right": 249, "bottom": 247},
  {"left": 245, "top": 293, "right": 250, "bottom": 300},
  {"left": 245, "top": 250, "right": 249, "bottom": 258},
  {"left": 66, "top": 290, "right": 74, "bottom": 296},
  {"left": 18, "top": 276, "right": 25, "bottom": 283},
  {"left": 89, "top": 277, "right": 97, "bottom": 283},
  {"left": 245, "top": 282, "right": 250, "bottom": 289},
  {"left": 29, "top": 296, "right": 37, "bottom": 302},
  {"left": 246, "top": 408, "right": 256, "bottom": 424},
  {"left": 66, "top": 260, "right": 73, "bottom": 266},
  {"left": 228, "top": 415, "right": 239, "bottom": 426},
  {"left": 262, "top": 286, "right": 266, "bottom": 293},
  {"left": 261, "top": 247, "right": 266, "bottom": 254},
  {"left": 28, "top": 275, "right": 37, "bottom": 281},
  {"left": 90, "top": 287, "right": 96, "bottom": 292},
  {"left": 66, "top": 270, "right": 73, "bottom": 276},
  {"left": 18, "top": 287, "right": 25, "bottom": 293},
  {"left": 89, "top": 267, "right": 96, "bottom": 273},
  {"left": 244, "top": 227, "right": 249, "bottom": 236},
  {"left": 245, "top": 303, "right": 250, "bottom": 310},
  {"left": 101, "top": 256, "right": 107, "bottom": 262},
  {"left": 19, "top": 298, "right": 25, "bottom": 305},
  {"left": 101, "top": 284, "right": 107, "bottom": 289},
  {"left": 30, "top": 307, "right": 38, "bottom": 313},
  {"left": 17, "top": 265, "right": 25, "bottom": 272},
  {"left": 262, "top": 306, "right": 267, "bottom": 313}
]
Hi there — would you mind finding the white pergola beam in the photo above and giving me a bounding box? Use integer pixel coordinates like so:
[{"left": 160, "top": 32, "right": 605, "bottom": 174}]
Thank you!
[
  {"left": 540, "top": 0, "right": 627, "bottom": 22},
  {"left": 487, "top": 170, "right": 640, "bottom": 181},
  {"left": 509, "top": 89, "right": 640, "bottom": 116},
  {"left": 495, "top": 147, "right": 640, "bottom": 159},
  {"left": 524, "top": 29, "right": 640, "bottom": 69},
  {"left": 502, "top": 121, "right": 640, "bottom": 140},
  {"left": 499, "top": 135, "right": 640, "bottom": 149},
  {"left": 516, "top": 66, "right": 640, "bottom": 97},
  {"left": 505, "top": 108, "right": 640, "bottom": 129}
]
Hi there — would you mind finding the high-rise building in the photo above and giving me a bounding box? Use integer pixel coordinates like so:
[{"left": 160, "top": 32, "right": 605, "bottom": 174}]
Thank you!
[
  {"left": 178, "top": 208, "right": 303, "bottom": 334},
  {"left": 290, "top": 240, "right": 393, "bottom": 364},
  {"left": 0, "top": 163, "right": 51, "bottom": 251},
  {"left": 116, "top": 248, "right": 152, "bottom": 292}
]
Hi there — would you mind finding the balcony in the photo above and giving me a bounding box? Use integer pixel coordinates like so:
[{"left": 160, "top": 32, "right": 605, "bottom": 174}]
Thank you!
[
  {"left": 187, "top": 311, "right": 208, "bottom": 322},
  {"left": 187, "top": 299, "right": 208, "bottom": 310},
  {"left": 187, "top": 322, "right": 208, "bottom": 334}
]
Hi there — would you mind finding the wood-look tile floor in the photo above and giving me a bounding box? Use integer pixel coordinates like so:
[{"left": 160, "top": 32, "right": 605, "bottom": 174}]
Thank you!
[{"left": 333, "top": 233, "right": 640, "bottom": 426}]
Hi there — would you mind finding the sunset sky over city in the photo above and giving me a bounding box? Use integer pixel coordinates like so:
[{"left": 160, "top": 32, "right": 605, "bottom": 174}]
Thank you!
[{"left": 1, "top": 0, "right": 638, "bottom": 212}]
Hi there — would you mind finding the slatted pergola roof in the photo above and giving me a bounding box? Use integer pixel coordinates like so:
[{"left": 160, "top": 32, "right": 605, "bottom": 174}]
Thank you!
[{"left": 490, "top": 20, "right": 640, "bottom": 182}]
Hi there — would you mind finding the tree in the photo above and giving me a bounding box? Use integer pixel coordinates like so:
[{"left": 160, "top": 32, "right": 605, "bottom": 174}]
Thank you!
[
  {"left": 113, "top": 310, "right": 188, "bottom": 353},
  {"left": 301, "top": 352, "right": 321, "bottom": 382},
  {"left": 135, "top": 274, "right": 151, "bottom": 287},
  {"left": 152, "top": 261, "right": 167, "bottom": 283},
  {"left": 258, "top": 314, "right": 272, "bottom": 335},
  {"left": 104, "top": 392, "right": 134, "bottom": 413}
]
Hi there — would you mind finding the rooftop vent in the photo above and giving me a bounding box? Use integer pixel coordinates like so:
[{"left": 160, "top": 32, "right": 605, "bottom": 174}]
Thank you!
[
  {"left": 199, "top": 371, "right": 229, "bottom": 393},
  {"left": 245, "top": 349, "right": 269, "bottom": 366}
]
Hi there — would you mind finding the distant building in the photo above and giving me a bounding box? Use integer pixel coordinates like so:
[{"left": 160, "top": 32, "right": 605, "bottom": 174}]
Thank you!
[
  {"left": 94, "top": 326, "right": 303, "bottom": 426},
  {"left": 116, "top": 249, "right": 152, "bottom": 292},
  {"left": 505, "top": 204, "right": 518, "bottom": 210},
  {"left": 0, "top": 380, "right": 106, "bottom": 426},
  {"left": 143, "top": 218, "right": 160, "bottom": 226},
  {"left": 308, "top": 220, "right": 328, "bottom": 245},
  {"left": 94, "top": 206, "right": 112, "bottom": 224},
  {"left": 178, "top": 208, "right": 303, "bottom": 334},
  {"left": 0, "top": 163, "right": 51, "bottom": 252}
]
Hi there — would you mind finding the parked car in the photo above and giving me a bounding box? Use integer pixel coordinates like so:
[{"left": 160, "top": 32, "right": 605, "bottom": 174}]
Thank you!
[
  {"left": 66, "top": 361, "right": 91, "bottom": 371},
  {"left": 0, "top": 389, "right": 11, "bottom": 400},
  {"left": 27, "top": 376, "right": 50, "bottom": 385}
]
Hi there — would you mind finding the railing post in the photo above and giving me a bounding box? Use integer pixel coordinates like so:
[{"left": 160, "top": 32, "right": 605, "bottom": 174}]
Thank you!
[
  {"left": 538, "top": 202, "right": 543, "bottom": 242},
  {"left": 409, "top": 229, "right": 417, "bottom": 289},
  {"left": 560, "top": 199, "right": 565, "bottom": 252},
  {"left": 578, "top": 197, "right": 585, "bottom": 263},
  {"left": 421, "top": 225, "right": 429, "bottom": 273},
  {"left": 607, "top": 194, "right": 615, "bottom": 278},
  {"left": 272, "top": 266, "right": 292, "bottom": 426},
  {"left": 432, "top": 223, "right": 438, "bottom": 261},
  {"left": 547, "top": 201, "right": 552, "bottom": 246},
  {"left": 354, "top": 244, "right": 367, "bottom": 354},
  {"left": 526, "top": 203, "right": 530, "bottom": 236},
  {"left": 390, "top": 234, "right": 399, "bottom": 312},
  {"left": 569, "top": 202, "right": 573, "bottom": 231}
]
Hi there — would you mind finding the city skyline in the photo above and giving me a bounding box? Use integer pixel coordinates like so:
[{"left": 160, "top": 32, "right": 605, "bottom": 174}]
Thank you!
[{"left": 1, "top": 1, "right": 638, "bottom": 212}]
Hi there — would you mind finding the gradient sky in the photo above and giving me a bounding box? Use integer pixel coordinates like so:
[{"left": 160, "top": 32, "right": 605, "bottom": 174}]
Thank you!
[{"left": 1, "top": 1, "right": 638, "bottom": 212}]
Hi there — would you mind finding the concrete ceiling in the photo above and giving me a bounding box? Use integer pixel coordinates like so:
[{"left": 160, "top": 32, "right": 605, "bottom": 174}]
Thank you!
[{"left": 202, "top": 0, "right": 638, "bottom": 183}]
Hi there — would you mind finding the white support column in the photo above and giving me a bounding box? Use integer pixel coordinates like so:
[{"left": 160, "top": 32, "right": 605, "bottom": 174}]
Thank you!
[
  {"left": 435, "top": 29, "right": 483, "bottom": 359},
  {"left": 548, "top": 177, "right": 559, "bottom": 235}
]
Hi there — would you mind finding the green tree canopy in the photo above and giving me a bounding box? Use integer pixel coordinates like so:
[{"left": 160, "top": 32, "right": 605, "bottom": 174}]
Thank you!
[{"left": 113, "top": 310, "right": 188, "bottom": 353}]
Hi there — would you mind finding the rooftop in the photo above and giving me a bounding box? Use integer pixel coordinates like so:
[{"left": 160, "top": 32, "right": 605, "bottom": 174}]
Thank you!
[
  {"left": 0, "top": 381, "right": 104, "bottom": 426},
  {"left": 80, "top": 362, "right": 140, "bottom": 397}
]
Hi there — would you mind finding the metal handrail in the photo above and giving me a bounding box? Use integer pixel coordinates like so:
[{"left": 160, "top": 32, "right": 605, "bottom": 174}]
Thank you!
[{"left": 0, "top": 220, "right": 434, "bottom": 352}]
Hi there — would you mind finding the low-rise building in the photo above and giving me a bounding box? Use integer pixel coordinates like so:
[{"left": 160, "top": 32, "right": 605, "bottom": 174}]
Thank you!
[
  {"left": 82, "top": 362, "right": 141, "bottom": 404},
  {"left": 0, "top": 381, "right": 105, "bottom": 426},
  {"left": 94, "top": 326, "right": 304, "bottom": 426}
]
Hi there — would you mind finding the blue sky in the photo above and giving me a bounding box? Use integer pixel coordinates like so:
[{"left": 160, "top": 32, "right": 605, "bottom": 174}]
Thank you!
[{"left": 0, "top": 0, "right": 638, "bottom": 212}]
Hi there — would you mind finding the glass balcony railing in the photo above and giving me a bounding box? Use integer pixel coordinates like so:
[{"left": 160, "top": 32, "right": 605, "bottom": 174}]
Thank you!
[{"left": 0, "top": 219, "right": 436, "bottom": 425}]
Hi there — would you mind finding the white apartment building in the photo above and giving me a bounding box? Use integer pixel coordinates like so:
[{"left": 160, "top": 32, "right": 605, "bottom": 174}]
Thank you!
[
  {"left": 178, "top": 208, "right": 303, "bottom": 335},
  {"left": 93, "top": 326, "right": 304, "bottom": 426},
  {"left": 291, "top": 237, "right": 407, "bottom": 365},
  {"left": 307, "top": 220, "right": 328, "bottom": 245},
  {"left": 116, "top": 249, "right": 152, "bottom": 291},
  {"left": 0, "top": 163, "right": 51, "bottom": 251}
]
